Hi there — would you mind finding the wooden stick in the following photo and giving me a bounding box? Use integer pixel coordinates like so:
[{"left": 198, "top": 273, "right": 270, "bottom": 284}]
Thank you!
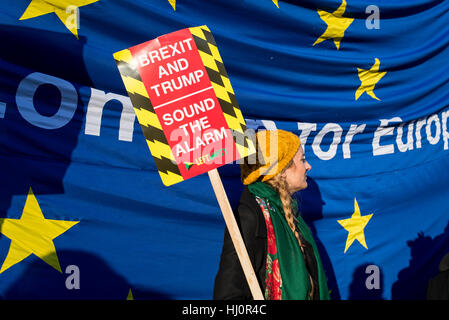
[{"left": 208, "top": 168, "right": 264, "bottom": 300}]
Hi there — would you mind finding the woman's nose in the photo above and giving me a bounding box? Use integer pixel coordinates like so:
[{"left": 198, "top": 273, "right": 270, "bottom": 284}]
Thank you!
[{"left": 306, "top": 161, "right": 312, "bottom": 171}]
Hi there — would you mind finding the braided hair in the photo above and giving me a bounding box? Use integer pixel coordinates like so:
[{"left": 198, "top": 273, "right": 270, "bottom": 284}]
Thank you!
[{"left": 241, "top": 155, "right": 302, "bottom": 247}]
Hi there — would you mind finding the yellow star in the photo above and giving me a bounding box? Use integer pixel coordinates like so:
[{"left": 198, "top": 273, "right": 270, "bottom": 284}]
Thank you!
[
  {"left": 313, "top": 0, "right": 354, "bottom": 50},
  {"left": 19, "top": 0, "right": 99, "bottom": 38},
  {"left": 272, "top": 0, "right": 279, "bottom": 8},
  {"left": 355, "top": 58, "right": 387, "bottom": 101},
  {"left": 337, "top": 198, "right": 373, "bottom": 254},
  {"left": 0, "top": 187, "right": 79, "bottom": 274},
  {"left": 127, "top": 289, "right": 134, "bottom": 300},
  {"left": 168, "top": 0, "right": 176, "bottom": 10}
]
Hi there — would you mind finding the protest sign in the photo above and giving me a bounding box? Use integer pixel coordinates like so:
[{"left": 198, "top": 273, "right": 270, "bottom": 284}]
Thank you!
[
  {"left": 114, "top": 26, "right": 255, "bottom": 186},
  {"left": 114, "top": 26, "right": 262, "bottom": 299}
]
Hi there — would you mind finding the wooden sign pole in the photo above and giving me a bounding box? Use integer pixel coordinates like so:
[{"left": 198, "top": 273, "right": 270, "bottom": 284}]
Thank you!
[{"left": 208, "top": 168, "right": 264, "bottom": 300}]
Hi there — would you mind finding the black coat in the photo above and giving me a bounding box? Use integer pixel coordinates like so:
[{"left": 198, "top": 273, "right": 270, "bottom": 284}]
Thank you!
[
  {"left": 213, "top": 186, "right": 267, "bottom": 300},
  {"left": 427, "top": 270, "right": 449, "bottom": 300},
  {"left": 427, "top": 253, "right": 449, "bottom": 300}
]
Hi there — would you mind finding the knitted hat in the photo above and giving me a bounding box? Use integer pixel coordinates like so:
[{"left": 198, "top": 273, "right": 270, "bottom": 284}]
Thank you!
[{"left": 241, "top": 130, "right": 301, "bottom": 185}]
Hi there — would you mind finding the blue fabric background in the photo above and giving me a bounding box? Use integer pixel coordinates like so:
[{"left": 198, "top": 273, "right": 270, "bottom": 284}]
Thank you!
[{"left": 0, "top": 0, "right": 448, "bottom": 299}]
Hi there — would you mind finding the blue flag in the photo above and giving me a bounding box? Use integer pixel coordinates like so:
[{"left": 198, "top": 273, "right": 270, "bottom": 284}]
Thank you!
[{"left": 0, "top": 0, "right": 448, "bottom": 300}]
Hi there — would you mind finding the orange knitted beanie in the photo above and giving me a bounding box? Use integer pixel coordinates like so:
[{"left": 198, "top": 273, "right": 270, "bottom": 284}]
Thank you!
[{"left": 242, "top": 130, "right": 301, "bottom": 185}]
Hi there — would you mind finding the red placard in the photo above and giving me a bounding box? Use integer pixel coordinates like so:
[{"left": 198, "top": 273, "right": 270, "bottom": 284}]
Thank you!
[{"left": 128, "top": 28, "right": 240, "bottom": 180}]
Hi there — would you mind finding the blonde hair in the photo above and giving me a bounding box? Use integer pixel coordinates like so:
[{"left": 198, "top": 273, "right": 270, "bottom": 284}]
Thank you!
[
  {"left": 241, "top": 150, "right": 315, "bottom": 298},
  {"left": 241, "top": 155, "right": 302, "bottom": 247},
  {"left": 265, "top": 163, "right": 303, "bottom": 248},
  {"left": 265, "top": 163, "right": 315, "bottom": 299}
]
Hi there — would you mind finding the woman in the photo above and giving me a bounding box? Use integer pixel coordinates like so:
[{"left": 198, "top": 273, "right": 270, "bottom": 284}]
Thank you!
[{"left": 213, "top": 129, "right": 330, "bottom": 300}]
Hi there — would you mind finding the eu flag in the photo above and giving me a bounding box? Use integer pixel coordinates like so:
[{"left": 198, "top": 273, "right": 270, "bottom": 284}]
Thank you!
[{"left": 0, "top": 0, "right": 448, "bottom": 300}]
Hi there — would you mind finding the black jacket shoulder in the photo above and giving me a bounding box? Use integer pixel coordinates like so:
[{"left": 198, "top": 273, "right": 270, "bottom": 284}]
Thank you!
[{"left": 213, "top": 186, "right": 267, "bottom": 300}]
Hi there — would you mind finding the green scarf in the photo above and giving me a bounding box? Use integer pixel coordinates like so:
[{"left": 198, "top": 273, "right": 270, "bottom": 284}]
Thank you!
[{"left": 248, "top": 182, "right": 330, "bottom": 300}]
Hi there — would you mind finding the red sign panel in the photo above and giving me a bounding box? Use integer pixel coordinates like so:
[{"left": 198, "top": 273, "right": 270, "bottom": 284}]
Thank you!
[{"left": 115, "top": 26, "right": 253, "bottom": 185}]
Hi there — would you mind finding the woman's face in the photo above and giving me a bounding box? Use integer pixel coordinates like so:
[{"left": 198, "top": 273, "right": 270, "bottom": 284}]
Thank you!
[{"left": 281, "top": 147, "right": 312, "bottom": 194}]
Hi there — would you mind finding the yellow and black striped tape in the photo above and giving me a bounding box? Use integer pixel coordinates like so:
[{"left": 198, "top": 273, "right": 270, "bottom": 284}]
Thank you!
[
  {"left": 189, "top": 26, "right": 256, "bottom": 159},
  {"left": 113, "top": 49, "right": 183, "bottom": 186}
]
